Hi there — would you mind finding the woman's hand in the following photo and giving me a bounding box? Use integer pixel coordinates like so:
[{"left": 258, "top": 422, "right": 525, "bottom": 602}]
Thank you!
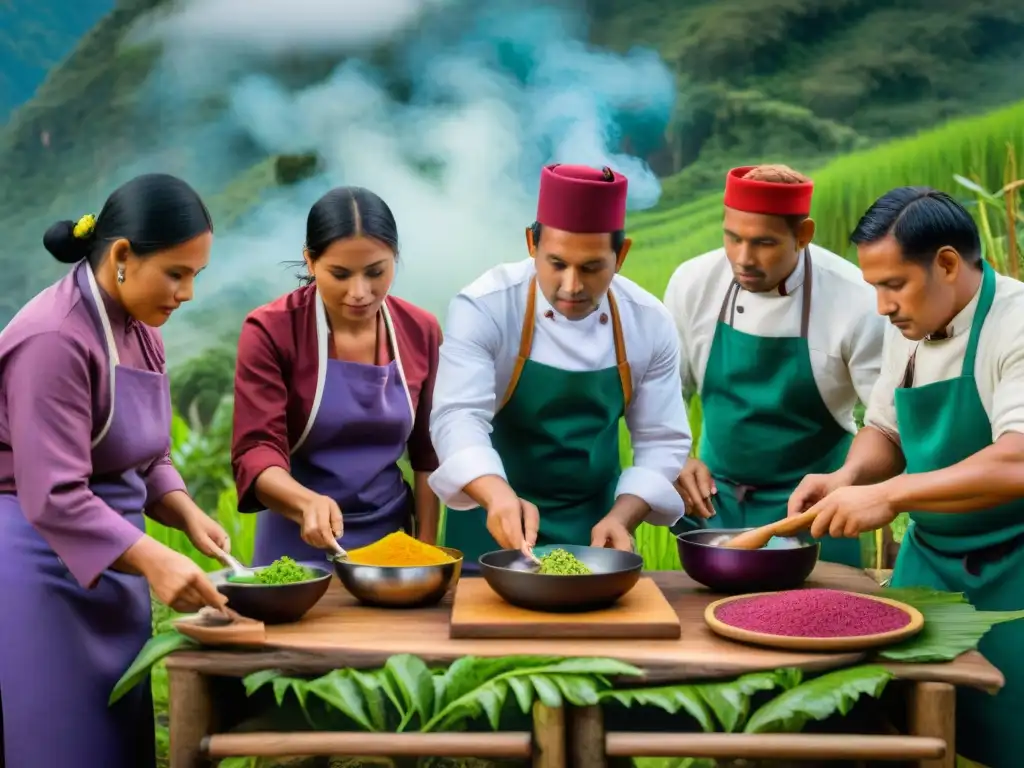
[
  {"left": 298, "top": 493, "right": 344, "bottom": 549},
  {"left": 182, "top": 508, "right": 231, "bottom": 559},
  {"left": 121, "top": 537, "right": 227, "bottom": 613}
]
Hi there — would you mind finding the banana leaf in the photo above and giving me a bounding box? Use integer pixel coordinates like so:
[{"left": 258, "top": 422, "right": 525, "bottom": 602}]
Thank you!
[{"left": 878, "top": 587, "right": 1024, "bottom": 662}]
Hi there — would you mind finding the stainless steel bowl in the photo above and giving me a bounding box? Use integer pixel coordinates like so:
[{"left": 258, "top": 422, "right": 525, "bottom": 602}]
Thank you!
[
  {"left": 210, "top": 565, "right": 333, "bottom": 624},
  {"left": 332, "top": 547, "right": 463, "bottom": 608},
  {"left": 676, "top": 528, "right": 820, "bottom": 594}
]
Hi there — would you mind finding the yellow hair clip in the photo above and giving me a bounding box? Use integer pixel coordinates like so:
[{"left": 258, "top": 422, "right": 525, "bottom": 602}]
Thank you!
[{"left": 73, "top": 214, "right": 96, "bottom": 240}]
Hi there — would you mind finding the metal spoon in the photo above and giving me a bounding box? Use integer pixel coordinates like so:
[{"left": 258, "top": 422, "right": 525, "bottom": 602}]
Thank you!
[
  {"left": 212, "top": 545, "right": 257, "bottom": 579},
  {"left": 326, "top": 538, "right": 350, "bottom": 563}
]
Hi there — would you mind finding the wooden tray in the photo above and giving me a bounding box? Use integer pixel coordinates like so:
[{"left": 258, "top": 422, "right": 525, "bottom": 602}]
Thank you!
[
  {"left": 175, "top": 609, "right": 267, "bottom": 646},
  {"left": 450, "top": 577, "right": 681, "bottom": 640},
  {"left": 704, "top": 590, "right": 924, "bottom": 652}
]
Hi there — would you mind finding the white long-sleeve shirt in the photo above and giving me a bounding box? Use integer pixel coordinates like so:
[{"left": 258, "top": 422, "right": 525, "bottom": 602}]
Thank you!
[
  {"left": 664, "top": 244, "right": 886, "bottom": 433},
  {"left": 428, "top": 258, "right": 693, "bottom": 527},
  {"left": 866, "top": 270, "right": 1024, "bottom": 444}
]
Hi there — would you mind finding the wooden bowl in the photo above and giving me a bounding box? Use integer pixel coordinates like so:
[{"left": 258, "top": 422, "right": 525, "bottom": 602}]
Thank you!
[{"left": 704, "top": 589, "right": 924, "bottom": 651}]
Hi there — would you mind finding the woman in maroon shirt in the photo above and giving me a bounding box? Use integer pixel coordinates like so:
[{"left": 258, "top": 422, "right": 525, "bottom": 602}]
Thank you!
[{"left": 231, "top": 186, "right": 442, "bottom": 565}]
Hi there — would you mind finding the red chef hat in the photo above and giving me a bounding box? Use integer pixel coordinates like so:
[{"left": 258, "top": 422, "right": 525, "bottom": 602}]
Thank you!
[
  {"left": 723, "top": 166, "right": 814, "bottom": 217},
  {"left": 536, "top": 164, "right": 628, "bottom": 233}
]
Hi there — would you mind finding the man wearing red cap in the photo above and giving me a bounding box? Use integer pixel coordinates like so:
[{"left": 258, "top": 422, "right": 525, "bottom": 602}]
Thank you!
[
  {"left": 664, "top": 164, "right": 886, "bottom": 566},
  {"left": 429, "top": 164, "right": 693, "bottom": 570}
]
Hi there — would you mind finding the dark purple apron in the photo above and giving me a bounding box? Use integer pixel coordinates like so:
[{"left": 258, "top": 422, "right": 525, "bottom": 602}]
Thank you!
[
  {"left": 251, "top": 295, "right": 415, "bottom": 566},
  {"left": 0, "top": 262, "right": 170, "bottom": 768}
]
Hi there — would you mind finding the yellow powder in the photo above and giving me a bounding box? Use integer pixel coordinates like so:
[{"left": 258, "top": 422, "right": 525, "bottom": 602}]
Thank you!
[{"left": 345, "top": 531, "right": 455, "bottom": 567}]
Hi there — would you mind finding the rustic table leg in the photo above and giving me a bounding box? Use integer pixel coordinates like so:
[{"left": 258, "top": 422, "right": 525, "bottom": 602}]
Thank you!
[
  {"left": 908, "top": 681, "right": 955, "bottom": 768},
  {"left": 568, "top": 705, "right": 605, "bottom": 768},
  {"left": 532, "top": 701, "right": 566, "bottom": 768},
  {"left": 169, "top": 668, "right": 215, "bottom": 768}
]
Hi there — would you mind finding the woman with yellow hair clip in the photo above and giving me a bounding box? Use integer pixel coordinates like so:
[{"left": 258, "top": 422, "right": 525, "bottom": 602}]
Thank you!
[{"left": 0, "top": 173, "right": 229, "bottom": 768}]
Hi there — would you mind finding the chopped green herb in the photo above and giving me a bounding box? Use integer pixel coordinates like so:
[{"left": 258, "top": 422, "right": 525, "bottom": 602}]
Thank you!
[
  {"left": 537, "top": 548, "right": 592, "bottom": 575},
  {"left": 227, "top": 556, "right": 318, "bottom": 585}
]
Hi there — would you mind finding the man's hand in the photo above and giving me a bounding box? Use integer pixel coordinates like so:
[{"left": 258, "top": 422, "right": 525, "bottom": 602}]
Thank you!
[
  {"left": 485, "top": 488, "right": 540, "bottom": 558},
  {"left": 590, "top": 514, "right": 633, "bottom": 551},
  {"left": 674, "top": 458, "right": 716, "bottom": 519},
  {"left": 808, "top": 483, "right": 898, "bottom": 539},
  {"left": 788, "top": 471, "right": 851, "bottom": 518}
]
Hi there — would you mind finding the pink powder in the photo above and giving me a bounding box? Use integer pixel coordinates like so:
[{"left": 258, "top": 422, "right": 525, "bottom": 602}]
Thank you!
[{"left": 714, "top": 589, "right": 911, "bottom": 638}]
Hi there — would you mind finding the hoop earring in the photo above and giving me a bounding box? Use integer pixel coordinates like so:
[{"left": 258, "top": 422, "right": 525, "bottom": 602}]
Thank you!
[{"left": 116, "top": 265, "right": 125, "bottom": 284}]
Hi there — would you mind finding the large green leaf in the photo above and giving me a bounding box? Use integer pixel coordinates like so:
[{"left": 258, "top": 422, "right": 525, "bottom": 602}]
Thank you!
[
  {"left": 879, "top": 588, "right": 1024, "bottom": 662},
  {"left": 109, "top": 630, "right": 198, "bottom": 706},
  {"left": 601, "top": 668, "right": 802, "bottom": 734},
  {"left": 601, "top": 683, "right": 715, "bottom": 732},
  {"left": 696, "top": 668, "right": 802, "bottom": 732},
  {"left": 743, "top": 665, "right": 893, "bottom": 733},
  {"left": 422, "top": 657, "right": 642, "bottom": 733}
]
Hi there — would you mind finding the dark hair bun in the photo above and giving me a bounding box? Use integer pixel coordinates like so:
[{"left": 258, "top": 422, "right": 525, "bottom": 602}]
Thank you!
[{"left": 43, "top": 219, "right": 91, "bottom": 264}]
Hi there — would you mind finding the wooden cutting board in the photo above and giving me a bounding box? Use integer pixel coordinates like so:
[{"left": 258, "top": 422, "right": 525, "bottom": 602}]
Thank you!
[{"left": 449, "top": 577, "right": 681, "bottom": 640}]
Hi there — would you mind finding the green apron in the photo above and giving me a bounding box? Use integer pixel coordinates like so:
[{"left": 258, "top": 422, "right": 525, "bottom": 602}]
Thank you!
[
  {"left": 699, "top": 249, "right": 861, "bottom": 567},
  {"left": 441, "top": 277, "right": 631, "bottom": 573},
  {"left": 891, "top": 262, "right": 1024, "bottom": 768}
]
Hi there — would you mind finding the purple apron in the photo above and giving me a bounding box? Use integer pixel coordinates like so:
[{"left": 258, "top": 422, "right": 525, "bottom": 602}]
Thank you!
[
  {"left": 0, "top": 263, "right": 169, "bottom": 768},
  {"left": 251, "top": 294, "right": 415, "bottom": 566}
]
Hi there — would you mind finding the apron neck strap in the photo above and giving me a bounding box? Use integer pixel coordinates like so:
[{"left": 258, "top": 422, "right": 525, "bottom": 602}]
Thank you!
[
  {"left": 962, "top": 260, "right": 996, "bottom": 377},
  {"left": 500, "top": 276, "right": 632, "bottom": 408},
  {"left": 717, "top": 248, "right": 813, "bottom": 339}
]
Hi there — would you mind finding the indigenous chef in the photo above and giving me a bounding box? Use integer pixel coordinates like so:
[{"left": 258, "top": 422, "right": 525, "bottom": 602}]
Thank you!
[
  {"left": 664, "top": 164, "right": 885, "bottom": 566},
  {"left": 0, "top": 174, "right": 229, "bottom": 768},
  {"left": 789, "top": 186, "right": 1024, "bottom": 767},
  {"left": 428, "top": 164, "right": 692, "bottom": 571},
  {"left": 231, "top": 186, "right": 442, "bottom": 565}
]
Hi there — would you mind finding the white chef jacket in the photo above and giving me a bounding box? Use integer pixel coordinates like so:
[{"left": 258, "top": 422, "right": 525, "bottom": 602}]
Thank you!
[
  {"left": 866, "top": 270, "right": 1024, "bottom": 444},
  {"left": 664, "top": 243, "right": 886, "bottom": 434},
  {"left": 428, "top": 258, "right": 693, "bottom": 526}
]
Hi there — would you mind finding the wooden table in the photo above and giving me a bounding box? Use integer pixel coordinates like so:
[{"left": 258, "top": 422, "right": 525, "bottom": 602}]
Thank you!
[{"left": 165, "top": 564, "right": 1003, "bottom": 768}]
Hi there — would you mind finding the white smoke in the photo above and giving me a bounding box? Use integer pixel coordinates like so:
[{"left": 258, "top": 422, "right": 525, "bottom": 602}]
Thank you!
[{"left": 137, "top": 0, "right": 676, "bottom": 350}]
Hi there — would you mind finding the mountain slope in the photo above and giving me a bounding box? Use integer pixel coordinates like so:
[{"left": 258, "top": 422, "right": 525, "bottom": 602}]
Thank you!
[
  {"left": 1, "top": 0, "right": 1023, "bottom": 325},
  {"left": 0, "top": 0, "right": 115, "bottom": 121}
]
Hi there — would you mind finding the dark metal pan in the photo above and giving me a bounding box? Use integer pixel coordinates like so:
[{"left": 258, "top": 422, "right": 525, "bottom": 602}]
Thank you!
[
  {"left": 676, "top": 528, "right": 819, "bottom": 593},
  {"left": 478, "top": 544, "right": 643, "bottom": 612},
  {"left": 210, "top": 564, "right": 333, "bottom": 624}
]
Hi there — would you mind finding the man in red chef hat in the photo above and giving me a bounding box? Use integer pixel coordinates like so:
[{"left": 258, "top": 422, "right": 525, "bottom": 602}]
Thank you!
[
  {"left": 429, "top": 164, "right": 693, "bottom": 570},
  {"left": 664, "top": 164, "right": 886, "bottom": 566}
]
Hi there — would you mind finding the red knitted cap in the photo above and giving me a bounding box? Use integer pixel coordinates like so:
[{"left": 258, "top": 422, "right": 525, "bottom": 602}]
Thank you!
[
  {"left": 723, "top": 166, "right": 814, "bottom": 216},
  {"left": 536, "top": 164, "right": 628, "bottom": 233}
]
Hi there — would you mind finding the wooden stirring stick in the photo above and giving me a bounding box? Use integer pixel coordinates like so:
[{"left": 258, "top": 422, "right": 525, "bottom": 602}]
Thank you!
[{"left": 723, "top": 508, "right": 819, "bottom": 550}]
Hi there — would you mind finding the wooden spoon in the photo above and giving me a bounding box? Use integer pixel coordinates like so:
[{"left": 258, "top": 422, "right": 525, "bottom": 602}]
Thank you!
[{"left": 722, "top": 508, "right": 819, "bottom": 550}]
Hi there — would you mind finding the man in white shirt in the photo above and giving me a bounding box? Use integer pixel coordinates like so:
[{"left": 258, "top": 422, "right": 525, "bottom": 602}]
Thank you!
[
  {"left": 664, "top": 164, "right": 886, "bottom": 566},
  {"left": 788, "top": 186, "right": 1024, "bottom": 767},
  {"left": 429, "top": 164, "right": 693, "bottom": 572}
]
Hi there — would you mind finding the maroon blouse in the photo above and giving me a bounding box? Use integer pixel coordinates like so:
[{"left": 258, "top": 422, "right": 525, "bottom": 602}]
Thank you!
[{"left": 231, "top": 285, "right": 441, "bottom": 513}]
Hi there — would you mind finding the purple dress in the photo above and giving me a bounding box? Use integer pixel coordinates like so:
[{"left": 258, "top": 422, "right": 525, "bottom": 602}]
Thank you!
[
  {"left": 0, "top": 262, "right": 183, "bottom": 768},
  {"left": 251, "top": 293, "right": 415, "bottom": 566}
]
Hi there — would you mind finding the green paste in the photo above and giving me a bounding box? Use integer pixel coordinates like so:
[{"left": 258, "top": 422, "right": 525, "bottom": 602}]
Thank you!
[
  {"left": 537, "top": 548, "right": 592, "bottom": 575},
  {"left": 227, "top": 556, "right": 318, "bottom": 585}
]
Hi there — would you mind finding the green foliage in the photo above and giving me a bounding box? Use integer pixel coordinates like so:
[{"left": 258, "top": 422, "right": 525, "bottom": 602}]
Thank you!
[
  {"left": 878, "top": 588, "right": 1024, "bottom": 662},
  {"left": 241, "top": 656, "right": 895, "bottom": 740},
  {"left": 742, "top": 665, "right": 892, "bottom": 734},
  {"left": 109, "top": 630, "right": 198, "bottom": 705},
  {"left": 169, "top": 346, "right": 236, "bottom": 428}
]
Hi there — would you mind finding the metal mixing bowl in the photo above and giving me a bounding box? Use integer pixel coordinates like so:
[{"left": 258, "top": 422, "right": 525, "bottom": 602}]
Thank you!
[
  {"left": 478, "top": 544, "right": 643, "bottom": 612},
  {"left": 211, "top": 565, "right": 333, "bottom": 624},
  {"left": 332, "top": 547, "right": 463, "bottom": 608},
  {"left": 676, "top": 528, "right": 820, "bottom": 593}
]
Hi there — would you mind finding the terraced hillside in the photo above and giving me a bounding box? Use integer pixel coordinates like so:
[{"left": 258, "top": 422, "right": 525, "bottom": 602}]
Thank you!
[{"left": 1, "top": 0, "right": 1024, "bottom": 326}]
